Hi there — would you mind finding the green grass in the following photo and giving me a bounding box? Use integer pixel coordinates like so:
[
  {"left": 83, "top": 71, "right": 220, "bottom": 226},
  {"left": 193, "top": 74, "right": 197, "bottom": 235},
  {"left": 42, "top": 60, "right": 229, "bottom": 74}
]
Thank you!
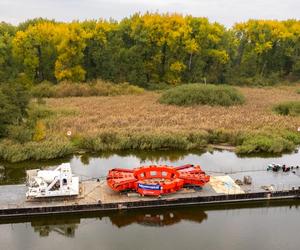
[
  {"left": 159, "top": 84, "right": 245, "bottom": 106},
  {"left": 31, "top": 80, "right": 144, "bottom": 98},
  {"left": 273, "top": 101, "right": 300, "bottom": 116}
]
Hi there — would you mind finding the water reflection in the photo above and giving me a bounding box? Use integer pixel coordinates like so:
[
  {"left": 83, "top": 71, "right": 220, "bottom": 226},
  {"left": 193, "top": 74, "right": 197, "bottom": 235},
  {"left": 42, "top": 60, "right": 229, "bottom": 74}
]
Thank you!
[
  {"left": 27, "top": 208, "right": 207, "bottom": 237},
  {"left": 78, "top": 150, "right": 195, "bottom": 165},
  {"left": 1, "top": 200, "right": 299, "bottom": 240},
  {"left": 107, "top": 209, "right": 207, "bottom": 228},
  {"left": 31, "top": 219, "right": 79, "bottom": 237}
]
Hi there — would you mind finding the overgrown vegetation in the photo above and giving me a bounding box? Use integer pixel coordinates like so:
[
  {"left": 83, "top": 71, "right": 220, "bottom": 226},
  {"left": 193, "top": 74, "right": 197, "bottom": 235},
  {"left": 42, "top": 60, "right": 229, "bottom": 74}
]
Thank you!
[
  {"left": 0, "top": 81, "right": 30, "bottom": 136},
  {"left": 0, "top": 137, "right": 73, "bottom": 162},
  {"left": 31, "top": 80, "right": 144, "bottom": 98},
  {"left": 159, "top": 84, "right": 245, "bottom": 106},
  {"left": 1, "top": 15, "right": 300, "bottom": 162},
  {"left": 1, "top": 128, "right": 299, "bottom": 162},
  {"left": 1, "top": 85, "right": 299, "bottom": 162},
  {"left": 1, "top": 15, "right": 300, "bottom": 86},
  {"left": 273, "top": 101, "right": 300, "bottom": 116},
  {"left": 236, "top": 130, "right": 300, "bottom": 154}
]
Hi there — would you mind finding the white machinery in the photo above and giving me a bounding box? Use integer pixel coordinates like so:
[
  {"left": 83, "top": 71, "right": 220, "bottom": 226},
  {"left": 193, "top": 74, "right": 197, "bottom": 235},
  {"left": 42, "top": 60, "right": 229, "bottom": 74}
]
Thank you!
[{"left": 26, "top": 163, "right": 79, "bottom": 199}]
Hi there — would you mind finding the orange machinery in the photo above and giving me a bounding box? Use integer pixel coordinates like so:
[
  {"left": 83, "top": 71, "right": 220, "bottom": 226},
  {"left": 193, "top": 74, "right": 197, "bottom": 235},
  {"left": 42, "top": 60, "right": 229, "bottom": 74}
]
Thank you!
[{"left": 107, "top": 164, "right": 210, "bottom": 196}]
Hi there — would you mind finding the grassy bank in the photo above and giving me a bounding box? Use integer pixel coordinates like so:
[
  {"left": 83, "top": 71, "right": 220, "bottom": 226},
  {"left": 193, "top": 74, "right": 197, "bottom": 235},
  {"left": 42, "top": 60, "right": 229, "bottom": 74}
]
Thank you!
[
  {"left": 1, "top": 129, "right": 299, "bottom": 162},
  {"left": 0, "top": 85, "right": 300, "bottom": 162}
]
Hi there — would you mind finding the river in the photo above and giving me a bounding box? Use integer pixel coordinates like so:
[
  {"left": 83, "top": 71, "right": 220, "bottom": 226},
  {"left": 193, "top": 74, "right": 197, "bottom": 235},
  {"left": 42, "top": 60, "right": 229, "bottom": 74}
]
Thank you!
[{"left": 0, "top": 149, "right": 299, "bottom": 250}]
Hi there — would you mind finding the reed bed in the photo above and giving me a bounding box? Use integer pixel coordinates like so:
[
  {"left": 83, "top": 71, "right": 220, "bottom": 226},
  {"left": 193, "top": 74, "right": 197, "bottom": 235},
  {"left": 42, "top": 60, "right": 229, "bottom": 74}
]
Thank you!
[
  {"left": 1, "top": 85, "right": 300, "bottom": 162},
  {"left": 46, "top": 86, "right": 300, "bottom": 135}
]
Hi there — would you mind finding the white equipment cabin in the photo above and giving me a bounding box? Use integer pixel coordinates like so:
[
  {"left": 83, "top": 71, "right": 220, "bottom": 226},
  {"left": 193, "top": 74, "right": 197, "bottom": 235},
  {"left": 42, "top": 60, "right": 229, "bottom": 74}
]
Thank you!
[{"left": 26, "top": 163, "right": 79, "bottom": 199}]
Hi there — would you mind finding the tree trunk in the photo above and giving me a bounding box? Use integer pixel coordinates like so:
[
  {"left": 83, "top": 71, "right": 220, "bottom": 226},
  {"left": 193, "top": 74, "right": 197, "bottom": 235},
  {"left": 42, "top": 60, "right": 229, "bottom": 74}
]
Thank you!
[{"left": 188, "top": 53, "right": 193, "bottom": 71}]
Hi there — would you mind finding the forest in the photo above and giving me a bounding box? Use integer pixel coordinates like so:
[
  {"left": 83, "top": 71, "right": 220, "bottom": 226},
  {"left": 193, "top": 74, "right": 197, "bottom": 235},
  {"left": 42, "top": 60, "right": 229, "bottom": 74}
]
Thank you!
[{"left": 0, "top": 13, "right": 300, "bottom": 87}]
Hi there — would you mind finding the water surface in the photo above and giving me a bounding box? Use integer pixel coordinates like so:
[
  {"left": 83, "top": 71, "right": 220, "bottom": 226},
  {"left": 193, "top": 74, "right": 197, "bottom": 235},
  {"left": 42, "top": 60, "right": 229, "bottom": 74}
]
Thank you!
[
  {"left": 1, "top": 149, "right": 299, "bottom": 185},
  {"left": 0, "top": 201, "right": 299, "bottom": 250},
  {"left": 0, "top": 150, "right": 299, "bottom": 250}
]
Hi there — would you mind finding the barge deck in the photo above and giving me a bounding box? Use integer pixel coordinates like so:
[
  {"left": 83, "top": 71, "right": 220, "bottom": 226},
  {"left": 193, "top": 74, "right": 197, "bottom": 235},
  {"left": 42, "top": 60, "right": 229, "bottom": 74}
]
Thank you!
[{"left": 0, "top": 171, "right": 299, "bottom": 218}]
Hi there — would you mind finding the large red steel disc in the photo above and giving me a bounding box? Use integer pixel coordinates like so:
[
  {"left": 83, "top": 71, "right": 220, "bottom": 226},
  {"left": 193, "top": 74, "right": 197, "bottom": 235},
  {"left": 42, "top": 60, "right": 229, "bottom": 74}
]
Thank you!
[{"left": 107, "top": 164, "right": 210, "bottom": 196}]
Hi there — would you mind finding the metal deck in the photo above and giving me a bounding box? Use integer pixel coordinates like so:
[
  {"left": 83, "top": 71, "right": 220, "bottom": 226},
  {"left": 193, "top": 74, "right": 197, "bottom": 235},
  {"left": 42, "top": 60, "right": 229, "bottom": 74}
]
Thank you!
[{"left": 0, "top": 170, "right": 299, "bottom": 217}]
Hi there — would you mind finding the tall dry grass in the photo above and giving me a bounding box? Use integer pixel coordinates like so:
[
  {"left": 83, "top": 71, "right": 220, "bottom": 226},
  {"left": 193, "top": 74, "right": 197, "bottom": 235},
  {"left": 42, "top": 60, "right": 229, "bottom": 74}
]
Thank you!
[
  {"left": 46, "top": 85, "right": 300, "bottom": 136},
  {"left": 31, "top": 80, "right": 144, "bottom": 98},
  {"left": 1, "top": 84, "right": 300, "bottom": 162}
]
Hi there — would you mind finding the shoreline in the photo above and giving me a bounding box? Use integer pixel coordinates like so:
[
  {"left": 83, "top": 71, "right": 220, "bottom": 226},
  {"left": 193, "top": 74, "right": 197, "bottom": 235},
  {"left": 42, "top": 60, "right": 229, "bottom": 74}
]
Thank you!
[{"left": 0, "top": 135, "right": 299, "bottom": 164}]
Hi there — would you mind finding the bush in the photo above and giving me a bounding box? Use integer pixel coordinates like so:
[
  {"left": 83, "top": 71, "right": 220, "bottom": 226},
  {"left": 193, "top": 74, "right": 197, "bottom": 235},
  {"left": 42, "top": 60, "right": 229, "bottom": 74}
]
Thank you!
[
  {"left": 297, "top": 89, "right": 300, "bottom": 94},
  {"left": 159, "top": 84, "right": 245, "bottom": 106},
  {"left": 236, "top": 134, "right": 296, "bottom": 154},
  {"left": 31, "top": 81, "right": 55, "bottom": 98},
  {"left": 229, "top": 73, "right": 281, "bottom": 86},
  {"left": 7, "top": 125, "right": 33, "bottom": 143},
  {"left": 273, "top": 101, "right": 300, "bottom": 116},
  {"left": 31, "top": 80, "right": 144, "bottom": 98},
  {"left": 78, "top": 131, "right": 209, "bottom": 152},
  {"left": 145, "top": 82, "right": 171, "bottom": 91},
  {"left": 0, "top": 138, "right": 73, "bottom": 162}
]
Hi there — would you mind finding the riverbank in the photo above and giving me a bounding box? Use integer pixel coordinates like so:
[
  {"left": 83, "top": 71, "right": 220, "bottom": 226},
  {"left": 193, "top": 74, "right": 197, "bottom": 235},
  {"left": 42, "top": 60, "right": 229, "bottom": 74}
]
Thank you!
[{"left": 0, "top": 85, "right": 299, "bottom": 163}]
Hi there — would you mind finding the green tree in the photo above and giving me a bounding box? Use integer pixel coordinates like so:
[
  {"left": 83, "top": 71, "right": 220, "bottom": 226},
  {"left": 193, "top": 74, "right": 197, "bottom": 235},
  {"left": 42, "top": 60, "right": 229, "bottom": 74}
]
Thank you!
[
  {"left": 0, "top": 81, "right": 30, "bottom": 136},
  {"left": 0, "top": 22, "right": 16, "bottom": 81}
]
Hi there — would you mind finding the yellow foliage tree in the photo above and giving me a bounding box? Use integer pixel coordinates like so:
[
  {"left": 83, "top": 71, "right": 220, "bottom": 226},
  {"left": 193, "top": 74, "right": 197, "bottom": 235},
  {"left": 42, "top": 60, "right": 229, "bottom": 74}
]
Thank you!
[
  {"left": 33, "top": 120, "right": 46, "bottom": 142},
  {"left": 55, "top": 23, "right": 87, "bottom": 82}
]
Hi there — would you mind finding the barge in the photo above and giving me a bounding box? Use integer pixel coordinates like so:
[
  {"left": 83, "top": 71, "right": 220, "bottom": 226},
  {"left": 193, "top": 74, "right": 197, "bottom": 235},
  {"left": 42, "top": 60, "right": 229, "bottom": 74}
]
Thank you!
[{"left": 0, "top": 164, "right": 299, "bottom": 218}]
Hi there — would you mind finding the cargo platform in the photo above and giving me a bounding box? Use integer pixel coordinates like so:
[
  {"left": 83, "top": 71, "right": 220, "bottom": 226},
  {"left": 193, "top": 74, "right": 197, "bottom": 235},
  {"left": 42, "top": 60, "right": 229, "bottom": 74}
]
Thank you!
[{"left": 0, "top": 170, "right": 299, "bottom": 218}]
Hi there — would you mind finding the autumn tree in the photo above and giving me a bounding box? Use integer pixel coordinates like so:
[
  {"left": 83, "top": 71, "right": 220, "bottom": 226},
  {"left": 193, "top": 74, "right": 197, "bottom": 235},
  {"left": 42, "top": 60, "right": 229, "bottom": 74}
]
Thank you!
[
  {"left": 12, "top": 22, "right": 58, "bottom": 82},
  {"left": 1, "top": 15, "right": 300, "bottom": 86},
  {"left": 55, "top": 23, "right": 87, "bottom": 82}
]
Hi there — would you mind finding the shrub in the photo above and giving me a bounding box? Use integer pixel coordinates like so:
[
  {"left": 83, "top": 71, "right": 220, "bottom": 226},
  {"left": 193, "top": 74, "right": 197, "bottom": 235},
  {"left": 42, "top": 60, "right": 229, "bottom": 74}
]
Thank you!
[
  {"left": 54, "top": 81, "right": 92, "bottom": 97},
  {"left": 236, "top": 134, "right": 296, "bottom": 154},
  {"left": 159, "top": 84, "right": 245, "bottom": 106},
  {"left": 273, "top": 101, "right": 300, "bottom": 116},
  {"left": 297, "top": 89, "right": 300, "bottom": 94},
  {"left": 31, "top": 81, "right": 55, "bottom": 98},
  {"left": 31, "top": 80, "right": 144, "bottom": 98},
  {"left": 7, "top": 125, "right": 33, "bottom": 143},
  {"left": 145, "top": 82, "right": 171, "bottom": 91},
  {"left": 78, "top": 131, "right": 209, "bottom": 152},
  {"left": 28, "top": 104, "right": 55, "bottom": 120},
  {"left": 207, "top": 129, "right": 244, "bottom": 145},
  {"left": 0, "top": 137, "right": 73, "bottom": 162},
  {"left": 229, "top": 73, "right": 280, "bottom": 86}
]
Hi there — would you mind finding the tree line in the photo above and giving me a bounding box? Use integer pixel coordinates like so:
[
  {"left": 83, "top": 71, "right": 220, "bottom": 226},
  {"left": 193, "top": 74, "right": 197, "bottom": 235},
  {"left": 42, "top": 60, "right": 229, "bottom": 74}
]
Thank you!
[{"left": 0, "top": 13, "right": 300, "bottom": 87}]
